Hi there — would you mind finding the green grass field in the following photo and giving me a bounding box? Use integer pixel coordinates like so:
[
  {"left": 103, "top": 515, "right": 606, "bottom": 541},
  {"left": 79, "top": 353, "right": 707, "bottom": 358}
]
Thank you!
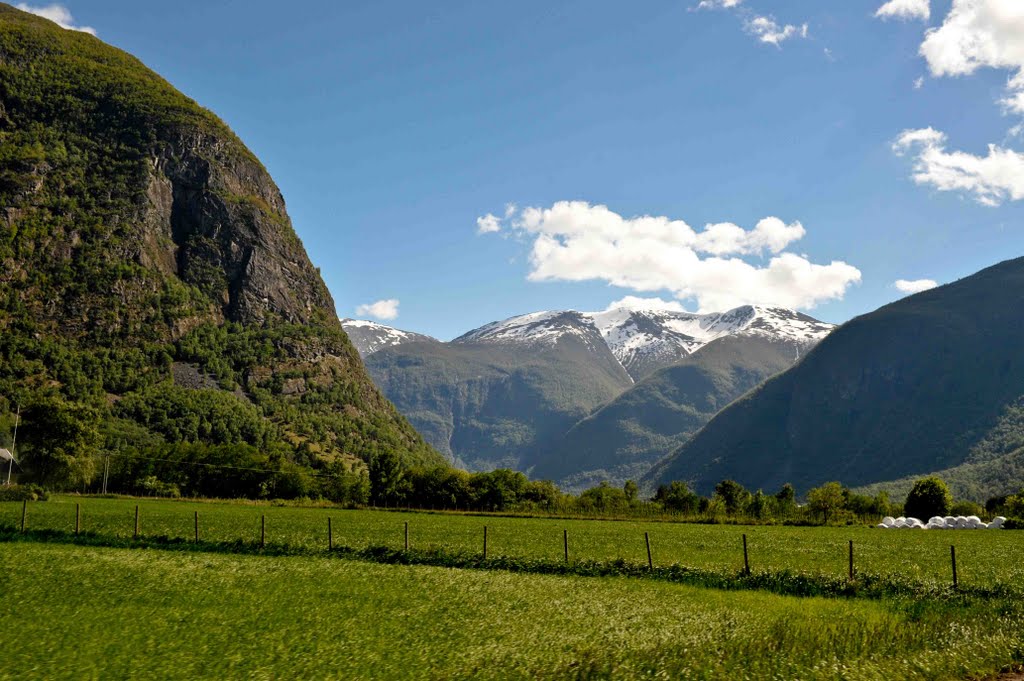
[
  {"left": 1, "top": 542, "right": 1022, "bottom": 680},
  {"left": 1, "top": 496, "right": 1021, "bottom": 588}
]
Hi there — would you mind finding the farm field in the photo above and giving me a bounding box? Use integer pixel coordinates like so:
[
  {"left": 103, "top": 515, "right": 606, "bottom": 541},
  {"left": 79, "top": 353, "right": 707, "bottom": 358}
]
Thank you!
[
  {"left": 1, "top": 496, "right": 1022, "bottom": 588},
  {"left": 1, "top": 541, "right": 1022, "bottom": 680}
]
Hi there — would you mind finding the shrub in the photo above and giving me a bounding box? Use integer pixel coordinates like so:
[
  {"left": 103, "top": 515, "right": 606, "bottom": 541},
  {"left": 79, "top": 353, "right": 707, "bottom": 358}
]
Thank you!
[{"left": 0, "top": 483, "right": 48, "bottom": 501}]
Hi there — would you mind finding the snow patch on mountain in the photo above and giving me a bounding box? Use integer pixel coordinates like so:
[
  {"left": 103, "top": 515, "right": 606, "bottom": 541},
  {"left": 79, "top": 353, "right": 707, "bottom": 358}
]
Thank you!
[
  {"left": 341, "top": 319, "right": 436, "bottom": 357},
  {"left": 451, "top": 304, "right": 834, "bottom": 380}
]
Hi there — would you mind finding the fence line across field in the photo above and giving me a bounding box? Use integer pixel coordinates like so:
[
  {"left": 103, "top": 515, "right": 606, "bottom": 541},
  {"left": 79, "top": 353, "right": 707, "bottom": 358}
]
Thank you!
[{"left": 6, "top": 500, "right": 969, "bottom": 588}]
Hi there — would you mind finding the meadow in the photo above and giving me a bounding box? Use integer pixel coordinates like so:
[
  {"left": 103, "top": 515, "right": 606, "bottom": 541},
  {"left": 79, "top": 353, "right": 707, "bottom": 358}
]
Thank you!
[
  {"left": 1, "top": 541, "right": 1023, "bottom": 680},
  {"left": 1, "top": 495, "right": 1022, "bottom": 588}
]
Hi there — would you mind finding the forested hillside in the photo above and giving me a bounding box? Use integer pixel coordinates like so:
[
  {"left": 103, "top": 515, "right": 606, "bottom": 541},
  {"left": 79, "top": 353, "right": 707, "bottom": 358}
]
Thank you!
[
  {"left": 645, "top": 257, "right": 1024, "bottom": 501},
  {"left": 0, "top": 4, "right": 441, "bottom": 495}
]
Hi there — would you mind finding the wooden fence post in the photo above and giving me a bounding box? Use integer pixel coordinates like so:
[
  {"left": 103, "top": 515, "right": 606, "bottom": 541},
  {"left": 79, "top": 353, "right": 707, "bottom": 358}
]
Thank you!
[
  {"left": 742, "top": 534, "right": 750, "bottom": 575},
  {"left": 645, "top": 532, "right": 653, "bottom": 570},
  {"left": 563, "top": 529, "right": 569, "bottom": 563},
  {"left": 75, "top": 503, "right": 80, "bottom": 535},
  {"left": 328, "top": 517, "right": 333, "bottom": 551},
  {"left": 951, "top": 545, "right": 958, "bottom": 589},
  {"left": 404, "top": 522, "right": 409, "bottom": 551},
  {"left": 134, "top": 505, "right": 139, "bottom": 539},
  {"left": 20, "top": 499, "right": 26, "bottom": 533},
  {"left": 848, "top": 540, "right": 854, "bottom": 580}
]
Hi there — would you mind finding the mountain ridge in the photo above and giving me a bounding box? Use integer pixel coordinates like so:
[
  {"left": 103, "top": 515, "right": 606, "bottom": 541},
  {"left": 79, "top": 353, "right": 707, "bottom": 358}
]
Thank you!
[{"left": 643, "top": 256, "right": 1024, "bottom": 501}]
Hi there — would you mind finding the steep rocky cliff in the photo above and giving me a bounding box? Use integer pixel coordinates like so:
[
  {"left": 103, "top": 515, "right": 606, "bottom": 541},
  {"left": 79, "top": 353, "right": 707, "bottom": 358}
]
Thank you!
[{"left": 0, "top": 3, "right": 441, "bottom": 485}]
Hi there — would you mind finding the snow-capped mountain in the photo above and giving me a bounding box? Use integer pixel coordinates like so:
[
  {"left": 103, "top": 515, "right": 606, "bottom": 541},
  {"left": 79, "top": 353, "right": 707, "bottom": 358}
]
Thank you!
[
  {"left": 341, "top": 319, "right": 438, "bottom": 357},
  {"left": 451, "top": 305, "right": 834, "bottom": 380},
  {"left": 452, "top": 311, "right": 610, "bottom": 355}
]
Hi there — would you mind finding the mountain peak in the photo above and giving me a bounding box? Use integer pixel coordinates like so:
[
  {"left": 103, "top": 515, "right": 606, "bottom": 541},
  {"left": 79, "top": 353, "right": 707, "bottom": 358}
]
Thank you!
[
  {"left": 341, "top": 319, "right": 438, "bottom": 357},
  {"left": 446, "top": 304, "right": 833, "bottom": 381}
]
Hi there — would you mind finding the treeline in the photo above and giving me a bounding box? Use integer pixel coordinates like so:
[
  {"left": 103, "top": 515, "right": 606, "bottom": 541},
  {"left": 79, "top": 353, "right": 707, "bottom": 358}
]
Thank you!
[{"left": 8, "top": 420, "right": 1024, "bottom": 526}]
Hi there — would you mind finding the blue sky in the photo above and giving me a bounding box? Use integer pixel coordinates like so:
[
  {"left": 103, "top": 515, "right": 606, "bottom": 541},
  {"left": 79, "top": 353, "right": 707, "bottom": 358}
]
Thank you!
[{"left": 23, "top": 0, "right": 1024, "bottom": 339}]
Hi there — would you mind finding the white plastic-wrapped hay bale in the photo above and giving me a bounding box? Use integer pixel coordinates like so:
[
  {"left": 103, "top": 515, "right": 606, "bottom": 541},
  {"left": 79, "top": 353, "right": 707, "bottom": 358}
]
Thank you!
[
  {"left": 926, "top": 520, "right": 945, "bottom": 530},
  {"left": 967, "top": 516, "right": 983, "bottom": 529},
  {"left": 882, "top": 516, "right": 896, "bottom": 528},
  {"left": 988, "top": 516, "right": 1007, "bottom": 529},
  {"left": 955, "top": 516, "right": 968, "bottom": 529},
  {"left": 876, "top": 523, "right": 889, "bottom": 528},
  {"left": 943, "top": 516, "right": 956, "bottom": 527}
]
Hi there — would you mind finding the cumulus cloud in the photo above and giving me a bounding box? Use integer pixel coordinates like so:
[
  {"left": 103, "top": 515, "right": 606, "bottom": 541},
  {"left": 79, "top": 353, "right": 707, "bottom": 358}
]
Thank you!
[
  {"left": 914, "top": 76, "right": 925, "bottom": 89},
  {"left": 355, "top": 299, "right": 400, "bottom": 321},
  {"left": 920, "top": 0, "right": 1024, "bottom": 111},
  {"left": 875, "top": 0, "right": 930, "bottom": 22},
  {"left": 605, "top": 296, "right": 687, "bottom": 313},
  {"left": 895, "top": 278, "right": 939, "bottom": 293},
  {"left": 15, "top": 3, "right": 95, "bottom": 35},
  {"left": 479, "top": 201, "right": 861, "bottom": 312},
  {"left": 476, "top": 213, "right": 502, "bottom": 234},
  {"left": 745, "top": 15, "right": 809, "bottom": 46},
  {"left": 893, "top": 127, "right": 1024, "bottom": 205}
]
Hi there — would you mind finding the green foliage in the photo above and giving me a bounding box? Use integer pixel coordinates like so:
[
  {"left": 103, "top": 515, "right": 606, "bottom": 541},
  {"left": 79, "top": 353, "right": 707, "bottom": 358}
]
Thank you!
[
  {"left": 654, "top": 481, "right": 702, "bottom": 514},
  {"left": 807, "top": 482, "right": 846, "bottom": 524},
  {"left": 714, "top": 479, "right": 751, "bottom": 515},
  {"left": 905, "top": 477, "right": 953, "bottom": 520},
  {"left": 0, "top": 483, "right": 47, "bottom": 501}
]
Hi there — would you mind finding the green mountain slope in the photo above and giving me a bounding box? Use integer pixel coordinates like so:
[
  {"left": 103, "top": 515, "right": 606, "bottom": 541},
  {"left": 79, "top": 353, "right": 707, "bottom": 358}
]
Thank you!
[
  {"left": 532, "top": 335, "right": 803, "bottom": 490},
  {"left": 363, "top": 334, "right": 633, "bottom": 471},
  {"left": 0, "top": 4, "right": 441, "bottom": 483},
  {"left": 643, "top": 257, "right": 1024, "bottom": 500}
]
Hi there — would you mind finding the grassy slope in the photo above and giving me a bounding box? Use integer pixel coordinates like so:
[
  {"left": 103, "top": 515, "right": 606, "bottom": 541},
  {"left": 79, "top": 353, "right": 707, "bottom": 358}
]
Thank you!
[
  {"left": 0, "top": 4, "right": 440, "bottom": 469},
  {"left": 2, "top": 542, "right": 1021, "bottom": 680},
  {"left": 533, "top": 335, "right": 802, "bottom": 489},
  {"left": 645, "top": 257, "right": 1024, "bottom": 499}
]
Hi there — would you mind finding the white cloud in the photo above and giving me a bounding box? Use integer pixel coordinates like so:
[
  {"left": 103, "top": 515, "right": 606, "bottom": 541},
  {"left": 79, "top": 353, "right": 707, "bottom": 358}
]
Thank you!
[
  {"left": 875, "top": 0, "right": 930, "bottom": 22},
  {"left": 893, "top": 127, "right": 1024, "bottom": 205},
  {"left": 355, "top": 299, "right": 400, "bottom": 321},
  {"left": 15, "top": 3, "right": 95, "bottom": 35},
  {"left": 484, "top": 201, "right": 861, "bottom": 312},
  {"left": 894, "top": 278, "right": 938, "bottom": 293},
  {"left": 914, "top": 76, "right": 925, "bottom": 89},
  {"left": 605, "top": 296, "right": 687, "bottom": 313},
  {"left": 745, "top": 15, "right": 809, "bottom": 46},
  {"left": 476, "top": 213, "right": 502, "bottom": 234},
  {"left": 697, "top": 0, "right": 744, "bottom": 8},
  {"left": 920, "top": 0, "right": 1024, "bottom": 112}
]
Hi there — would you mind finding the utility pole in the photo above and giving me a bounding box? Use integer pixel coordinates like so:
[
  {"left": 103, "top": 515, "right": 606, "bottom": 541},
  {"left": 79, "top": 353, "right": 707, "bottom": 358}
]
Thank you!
[
  {"left": 5, "top": 405, "right": 18, "bottom": 486},
  {"left": 101, "top": 455, "right": 110, "bottom": 495}
]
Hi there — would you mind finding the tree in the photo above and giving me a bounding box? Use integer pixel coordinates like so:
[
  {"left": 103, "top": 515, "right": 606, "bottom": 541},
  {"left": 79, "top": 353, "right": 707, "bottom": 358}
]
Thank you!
[
  {"left": 714, "top": 479, "right": 751, "bottom": 515},
  {"left": 775, "top": 483, "right": 796, "bottom": 516},
  {"left": 368, "top": 449, "right": 404, "bottom": 506},
  {"left": 904, "top": 477, "right": 952, "bottom": 520},
  {"left": 807, "top": 481, "right": 845, "bottom": 524},
  {"left": 654, "top": 481, "right": 701, "bottom": 514},
  {"left": 623, "top": 479, "right": 639, "bottom": 503},
  {"left": 20, "top": 396, "right": 101, "bottom": 489}
]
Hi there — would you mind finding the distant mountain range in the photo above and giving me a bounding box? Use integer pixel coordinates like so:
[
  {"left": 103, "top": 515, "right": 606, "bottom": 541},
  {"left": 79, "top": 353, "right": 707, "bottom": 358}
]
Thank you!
[
  {"left": 343, "top": 305, "right": 832, "bottom": 487},
  {"left": 643, "top": 257, "right": 1024, "bottom": 502}
]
